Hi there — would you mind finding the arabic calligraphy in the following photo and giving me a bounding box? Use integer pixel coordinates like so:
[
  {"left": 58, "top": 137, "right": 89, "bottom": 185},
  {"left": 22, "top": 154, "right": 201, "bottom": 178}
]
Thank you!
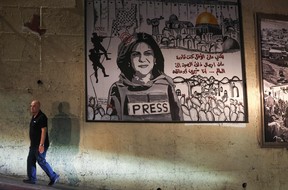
[{"left": 173, "top": 53, "right": 225, "bottom": 75}]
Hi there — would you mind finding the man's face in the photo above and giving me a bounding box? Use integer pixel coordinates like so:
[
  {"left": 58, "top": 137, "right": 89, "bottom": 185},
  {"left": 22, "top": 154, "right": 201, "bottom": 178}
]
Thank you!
[{"left": 30, "top": 101, "right": 40, "bottom": 115}]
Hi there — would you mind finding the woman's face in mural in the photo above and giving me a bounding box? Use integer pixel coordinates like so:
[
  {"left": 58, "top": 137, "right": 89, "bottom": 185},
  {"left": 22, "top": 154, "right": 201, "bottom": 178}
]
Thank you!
[{"left": 130, "top": 42, "right": 155, "bottom": 77}]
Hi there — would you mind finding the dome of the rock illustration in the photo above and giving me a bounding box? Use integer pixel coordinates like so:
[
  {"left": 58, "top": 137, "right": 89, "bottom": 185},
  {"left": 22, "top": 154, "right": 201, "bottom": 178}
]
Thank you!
[
  {"left": 196, "top": 12, "right": 218, "bottom": 26},
  {"left": 195, "top": 11, "right": 221, "bottom": 36}
]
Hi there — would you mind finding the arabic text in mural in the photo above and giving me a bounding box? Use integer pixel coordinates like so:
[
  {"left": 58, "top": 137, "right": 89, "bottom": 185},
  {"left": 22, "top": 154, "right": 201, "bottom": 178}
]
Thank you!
[{"left": 173, "top": 53, "right": 225, "bottom": 75}]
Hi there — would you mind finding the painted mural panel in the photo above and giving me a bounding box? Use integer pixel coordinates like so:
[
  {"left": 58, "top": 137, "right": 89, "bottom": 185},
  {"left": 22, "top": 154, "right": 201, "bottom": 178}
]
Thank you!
[{"left": 85, "top": 0, "right": 248, "bottom": 123}]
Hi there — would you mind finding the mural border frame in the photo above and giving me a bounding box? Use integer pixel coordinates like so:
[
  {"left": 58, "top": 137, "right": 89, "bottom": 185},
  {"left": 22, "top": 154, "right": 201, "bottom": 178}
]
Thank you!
[
  {"left": 85, "top": 0, "right": 248, "bottom": 123},
  {"left": 256, "top": 12, "right": 288, "bottom": 148}
]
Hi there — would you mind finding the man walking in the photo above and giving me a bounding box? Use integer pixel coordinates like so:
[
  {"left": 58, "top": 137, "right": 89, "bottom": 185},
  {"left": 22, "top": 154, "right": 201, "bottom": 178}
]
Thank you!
[{"left": 23, "top": 100, "right": 59, "bottom": 186}]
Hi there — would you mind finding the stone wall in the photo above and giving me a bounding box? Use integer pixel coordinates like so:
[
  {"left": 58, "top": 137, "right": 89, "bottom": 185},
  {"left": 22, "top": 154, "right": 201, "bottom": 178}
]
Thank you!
[{"left": 1, "top": 0, "right": 288, "bottom": 189}]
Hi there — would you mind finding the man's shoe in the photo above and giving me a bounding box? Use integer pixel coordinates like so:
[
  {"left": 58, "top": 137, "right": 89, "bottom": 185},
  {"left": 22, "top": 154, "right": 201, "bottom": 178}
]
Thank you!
[
  {"left": 48, "top": 175, "right": 59, "bottom": 186},
  {"left": 23, "top": 179, "right": 36, "bottom": 184}
]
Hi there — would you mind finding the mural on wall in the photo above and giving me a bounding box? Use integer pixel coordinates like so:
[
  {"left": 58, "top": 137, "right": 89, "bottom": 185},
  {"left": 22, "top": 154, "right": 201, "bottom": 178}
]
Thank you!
[{"left": 85, "top": 0, "right": 248, "bottom": 122}]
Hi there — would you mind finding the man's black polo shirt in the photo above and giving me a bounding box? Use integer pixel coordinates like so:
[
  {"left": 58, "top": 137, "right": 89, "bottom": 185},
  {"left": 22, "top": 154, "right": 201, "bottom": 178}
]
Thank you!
[{"left": 29, "top": 110, "right": 50, "bottom": 148}]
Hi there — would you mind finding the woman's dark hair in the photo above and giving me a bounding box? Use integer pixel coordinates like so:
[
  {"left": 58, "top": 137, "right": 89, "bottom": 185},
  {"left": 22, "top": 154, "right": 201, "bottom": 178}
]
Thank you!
[{"left": 117, "top": 32, "right": 164, "bottom": 81}]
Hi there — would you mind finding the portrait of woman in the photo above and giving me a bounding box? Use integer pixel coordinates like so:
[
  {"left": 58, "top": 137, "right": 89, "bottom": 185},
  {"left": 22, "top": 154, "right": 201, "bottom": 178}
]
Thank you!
[{"left": 107, "top": 32, "right": 183, "bottom": 121}]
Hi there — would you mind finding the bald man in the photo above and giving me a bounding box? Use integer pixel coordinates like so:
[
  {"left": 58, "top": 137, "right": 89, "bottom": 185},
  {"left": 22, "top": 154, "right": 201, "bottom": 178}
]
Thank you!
[{"left": 23, "top": 100, "right": 59, "bottom": 186}]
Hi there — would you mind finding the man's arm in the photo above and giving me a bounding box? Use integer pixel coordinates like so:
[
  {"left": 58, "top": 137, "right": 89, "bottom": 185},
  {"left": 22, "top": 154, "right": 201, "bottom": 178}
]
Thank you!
[{"left": 39, "top": 127, "right": 47, "bottom": 153}]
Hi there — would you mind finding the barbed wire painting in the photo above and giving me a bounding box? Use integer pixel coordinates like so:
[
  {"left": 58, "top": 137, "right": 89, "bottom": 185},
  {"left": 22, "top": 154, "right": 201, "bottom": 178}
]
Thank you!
[{"left": 85, "top": 0, "right": 248, "bottom": 123}]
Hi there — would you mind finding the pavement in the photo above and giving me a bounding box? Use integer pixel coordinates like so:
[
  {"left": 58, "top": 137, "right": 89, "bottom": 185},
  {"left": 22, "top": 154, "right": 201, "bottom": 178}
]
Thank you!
[{"left": 0, "top": 174, "right": 91, "bottom": 190}]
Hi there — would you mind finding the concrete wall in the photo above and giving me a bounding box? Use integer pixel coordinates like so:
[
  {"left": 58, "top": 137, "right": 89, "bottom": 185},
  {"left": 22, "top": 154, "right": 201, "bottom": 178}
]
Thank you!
[{"left": 0, "top": 0, "right": 288, "bottom": 189}]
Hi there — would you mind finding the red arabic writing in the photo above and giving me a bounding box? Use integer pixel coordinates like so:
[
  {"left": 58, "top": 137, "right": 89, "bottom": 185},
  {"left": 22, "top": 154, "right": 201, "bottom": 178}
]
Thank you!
[{"left": 173, "top": 53, "right": 226, "bottom": 75}]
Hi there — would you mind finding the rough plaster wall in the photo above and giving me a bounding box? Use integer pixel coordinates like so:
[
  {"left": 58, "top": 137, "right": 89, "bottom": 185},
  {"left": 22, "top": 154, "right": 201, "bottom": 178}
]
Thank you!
[{"left": 1, "top": 0, "right": 288, "bottom": 189}]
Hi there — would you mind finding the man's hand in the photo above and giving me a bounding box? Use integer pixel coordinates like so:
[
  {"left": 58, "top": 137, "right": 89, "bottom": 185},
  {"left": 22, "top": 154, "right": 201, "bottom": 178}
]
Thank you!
[{"left": 39, "top": 146, "right": 44, "bottom": 154}]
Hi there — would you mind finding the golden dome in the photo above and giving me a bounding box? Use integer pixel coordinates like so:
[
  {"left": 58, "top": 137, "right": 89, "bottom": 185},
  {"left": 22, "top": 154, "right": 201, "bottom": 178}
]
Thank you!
[{"left": 196, "top": 12, "right": 218, "bottom": 25}]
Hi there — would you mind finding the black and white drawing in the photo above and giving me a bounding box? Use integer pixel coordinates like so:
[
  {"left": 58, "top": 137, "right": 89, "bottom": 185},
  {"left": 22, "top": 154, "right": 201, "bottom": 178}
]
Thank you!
[
  {"left": 256, "top": 13, "right": 288, "bottom": 147},
  {"left": 85, "top": 0, "right": 248, "bottom": 123}
]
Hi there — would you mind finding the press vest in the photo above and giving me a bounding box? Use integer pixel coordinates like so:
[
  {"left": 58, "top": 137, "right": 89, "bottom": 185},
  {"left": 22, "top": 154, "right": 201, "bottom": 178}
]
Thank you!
[{"left": 114, "top": 80, "right": 174, "bottom": 121}]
